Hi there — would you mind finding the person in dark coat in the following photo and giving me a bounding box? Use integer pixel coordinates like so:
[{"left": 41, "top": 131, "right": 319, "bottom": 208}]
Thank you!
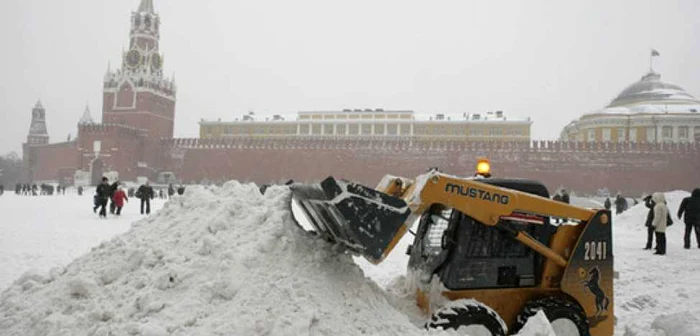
[
  {"left": 678, "top": 188, "right": 700, "bottom": 249},
  {"left": 0, "top": 184, "right": 4, "bottom": 195},
  {"left": 177, "top": 185, "right": 185, "bottom": 195},
  {"left": 95, "top": 177, "right": 111, "bottom": 218},
  {"left": 643, "top": 194, "right": 655, "bottom": 250},
  {"left": 604, "top": 197, "right": 612, "bottom": 210},
  {"left": 168, "top": 184, "right": 175, "bottom": 198},
  {"left": 109, "top": 181, "right": 120, "bottom": 214},
  {"left": 560, "top": 189, "right": 570, "bottom": 204},
  {"left": 77, "top": 186, "right": 84, "bottom": 196},
  {"left": 615, "top": 194, "right": 626, "bottom": 214},
  {"left": 136, "top": 181, "right": 154, "bottom": 215}
]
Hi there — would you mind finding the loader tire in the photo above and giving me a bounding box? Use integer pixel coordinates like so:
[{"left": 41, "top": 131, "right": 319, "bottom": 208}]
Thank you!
[
  {"left": 511, "top": 296, "right": 589, "bottom": 336},
  {"left": 426, "top": 300, "right": 506, "bottom": 336}
]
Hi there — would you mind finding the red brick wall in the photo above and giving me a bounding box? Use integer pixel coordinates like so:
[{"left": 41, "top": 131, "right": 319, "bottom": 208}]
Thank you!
[
  {"left": 25, "top": 142, "right": 79, "bottom": 182},
  {"left": 104, "top": 91, "right": 175, "bottom": 140},
  {"left": 77, "top": 124, "right": 146, "bottom": 181},
  {"left": 164, "top": 139, "right": 700, "bottom": 196}
]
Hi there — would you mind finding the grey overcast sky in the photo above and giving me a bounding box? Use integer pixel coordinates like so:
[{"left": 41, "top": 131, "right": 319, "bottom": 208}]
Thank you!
[{"left": 1, "top": 0, "right": 699, "bottom": 155}]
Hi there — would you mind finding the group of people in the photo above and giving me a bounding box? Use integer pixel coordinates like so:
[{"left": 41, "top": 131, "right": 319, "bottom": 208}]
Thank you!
[
  {"left": 604, "top": 194, "right": 631, "bottom": 214},
  {"left": 644, "top": 188, "right": 700, "bottom": 255},
  {"left": 93, "top": 178, "right": 155, "bottom": 218},
  {"left": 13, "top": 183, "right": 67, "bottom": 196}
]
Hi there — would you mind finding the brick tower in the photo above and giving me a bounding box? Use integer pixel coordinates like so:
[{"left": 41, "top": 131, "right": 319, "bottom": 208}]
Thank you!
[
  {"left": 102, "top": 0, "right": 176, "bottom": 138},
  {"left": 102, "top": 0, "right": 176, "bottom": 174},
  {"left": 26, "top": 100, "right": 49, "bottom": 145},
  {"left": 22, "top": 100, "right": 51, "bottom": 182}
]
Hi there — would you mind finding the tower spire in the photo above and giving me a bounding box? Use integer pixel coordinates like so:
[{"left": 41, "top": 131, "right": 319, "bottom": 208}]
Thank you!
[
  {"left": 27, "top": 100, "right": 49, "bottom": 145},
  {"left": 79, "top": 103, "right": 94, "bottom": 125},
  {"left": 138, "top": 0, "right": 155, "bottom": 13}
]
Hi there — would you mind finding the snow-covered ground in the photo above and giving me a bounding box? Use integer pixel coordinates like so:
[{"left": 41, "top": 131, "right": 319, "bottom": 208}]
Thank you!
[
  {"left": 0, "top": 184, "right": 697, "bottom": 335},
  {"left": 0, "top": 191, "right": 167, "bottom": 291}
]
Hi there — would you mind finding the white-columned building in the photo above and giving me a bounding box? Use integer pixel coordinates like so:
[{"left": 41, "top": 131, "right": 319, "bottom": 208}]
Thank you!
[
  {"left": 561, "top": 71, "right": 700, "bottom": 143},
  {"left": 200, "top": 109, "right": 531, "bottom": 142}
]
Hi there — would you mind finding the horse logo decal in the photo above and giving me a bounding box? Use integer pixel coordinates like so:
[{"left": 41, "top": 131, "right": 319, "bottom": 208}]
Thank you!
[{"left": 582, "top": 266, "right": 610, "bottom": 316}]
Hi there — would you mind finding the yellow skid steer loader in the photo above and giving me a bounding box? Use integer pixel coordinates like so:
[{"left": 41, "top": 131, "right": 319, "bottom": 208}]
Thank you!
[{"left": 289, "top": 164, "right": 613, "bottom": 336}]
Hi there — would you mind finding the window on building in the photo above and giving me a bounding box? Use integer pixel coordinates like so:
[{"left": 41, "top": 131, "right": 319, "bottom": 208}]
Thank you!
[
  {"left": 679, "top": 126, "right": 689, "bottom": 140},
  {"left": 617, "top": 128, "right": 625, "bottom": 142},
  {"left": 361, "top": 124, "right": 372, "bottom": 135},
  {"left": 323, "top": 124, "right": 333, "bottom": 135},
  {"left": 349, "top": 124, "right": 359, "bottom": 135},
  {"left": 400, "top": 124, "right": 410, "bottom": 135},
  {"left": 588, "top": 129, "right": 595, "bottom": 142},
  {"left": 336, "top": 124, "right": 346, "bottom": 135},
  {"left": 312, "top": 124, "right": 322, "bottom": 135},
  {"left": 489, "top": 128, "right": 503, "bottom": 136},
  {"left": 602, "top": 128, "right": 611, "bottom": 142},
  {"left": 662, "top": 126, "right": 673, "bottom": 140},
  {"left": 93, "top": 140, "right": 102, "bottom": 152},
  {"left": 374, "top": 124, "right": 385, "bottom": 135},
  {"left": 646, "top": 127, "right": 656, "bottom": 142},
  {"left": 629, "top": 128, "right": 637, "bottom": 142},
  {"left": 300, "top": 124, "right": 310, "bottom": 134},
  {"left": 695, "top": 126, "right": 700, "bottom": 142},
  {"left": 387, "top": 124, "right": 397, "bottom": 135}
]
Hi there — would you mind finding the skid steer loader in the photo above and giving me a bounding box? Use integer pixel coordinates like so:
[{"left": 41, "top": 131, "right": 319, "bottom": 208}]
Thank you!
[{"left": 289, "top": 163, "right": 613, "bottom": 336}]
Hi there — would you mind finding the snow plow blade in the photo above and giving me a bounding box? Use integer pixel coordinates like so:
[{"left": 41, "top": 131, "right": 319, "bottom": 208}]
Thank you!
[{"left": 289, "top": 177, "right": 412, "bottom": 263}]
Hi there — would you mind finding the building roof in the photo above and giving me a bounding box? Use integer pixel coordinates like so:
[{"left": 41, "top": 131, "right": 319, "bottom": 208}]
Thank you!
[
  {"left": 579, "top": 71, "right": 700, "bottom": 118},
  {"left": 607, "top": 72, "right": 699, "bottom": 108},
  {"left": 138, "top": 0, "right": 155, "bottom": 13}
]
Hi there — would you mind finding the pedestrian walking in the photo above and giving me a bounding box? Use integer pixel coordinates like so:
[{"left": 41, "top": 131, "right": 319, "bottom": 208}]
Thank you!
[
  {"left": 95, "top": 177, "right": 111, "bottom": 218},
  {"left": 678, "top": 188, "right": 700, "bottom": 249},
  {"left": 109, "top": 181, "right": 119, "bottom": 214},
  {"left": 136, "top": 181, "right": 154, "bottom": 215},
  {"left": 113, "top": 186, "right": 128, "bottom": 215}
]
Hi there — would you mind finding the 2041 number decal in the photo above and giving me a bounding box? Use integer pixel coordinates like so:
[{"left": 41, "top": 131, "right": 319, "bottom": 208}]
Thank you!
[{"left": 583, "top": 241, "right": 608, "bottom": 261}]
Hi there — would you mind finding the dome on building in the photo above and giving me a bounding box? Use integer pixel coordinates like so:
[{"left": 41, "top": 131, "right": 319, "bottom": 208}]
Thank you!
[
  {"left": 607, "top": 72, "right": 699, "bottom": 107},
  {"left": 561, "top": 70, "right": 700, "bottom": 144}
]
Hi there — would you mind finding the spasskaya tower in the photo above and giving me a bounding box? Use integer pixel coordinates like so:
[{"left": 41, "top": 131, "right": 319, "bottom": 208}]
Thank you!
[{"left": 102, "top": 0, "right": 176, "bottom": 140}]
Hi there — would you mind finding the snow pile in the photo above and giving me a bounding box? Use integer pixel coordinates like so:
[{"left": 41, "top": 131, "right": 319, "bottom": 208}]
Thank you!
[
  {"left": 651, "top": 311, "right": 700, "bottom": 336},
  {"left": 613, "top": 190, "right": 689, "bottom": 231},
  {"left": 513, "top": 311, "right": 555, "bottom": 336},
  {"left": 0, "top": 182, "right": 430, "bottom": 336},
  {"left": 613, "top": 190, "right": 700, "bottom": 335}
]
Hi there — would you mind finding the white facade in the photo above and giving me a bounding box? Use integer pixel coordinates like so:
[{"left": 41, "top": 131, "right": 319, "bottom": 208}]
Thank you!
[
  {"left": 201, "top": 109, "right": 532, "bottom": 141},
  {"left": 562, "top": 72, "right": 700, "bottom": 143}
]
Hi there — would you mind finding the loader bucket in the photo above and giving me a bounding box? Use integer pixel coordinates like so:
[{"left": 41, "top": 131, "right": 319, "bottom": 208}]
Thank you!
[{"left": 289, "top": 177, "right": 412, "bottom": 263}]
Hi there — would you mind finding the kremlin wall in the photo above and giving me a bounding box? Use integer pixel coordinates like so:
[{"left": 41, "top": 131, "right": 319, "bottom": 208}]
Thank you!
[{"left": 21, "top": 0, "right": 700, "bottom": 196}]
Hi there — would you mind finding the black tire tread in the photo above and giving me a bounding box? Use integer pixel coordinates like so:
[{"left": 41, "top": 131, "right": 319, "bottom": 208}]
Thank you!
[
  {"left": 511, "top": 296, "right": 589, "bottom": 336},
  {"left": 427, "top": 300, "right": 507, "bottom": 336}
]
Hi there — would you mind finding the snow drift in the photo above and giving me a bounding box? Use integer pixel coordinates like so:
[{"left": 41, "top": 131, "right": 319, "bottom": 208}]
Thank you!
[{"left": 1, "top": 182, "right": 440, "bottom": 336}]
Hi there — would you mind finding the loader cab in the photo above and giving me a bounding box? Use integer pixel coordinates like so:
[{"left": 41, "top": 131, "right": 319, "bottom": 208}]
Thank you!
[{"left": 408, "top": 178, "right": 556, "bottom": 290}]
